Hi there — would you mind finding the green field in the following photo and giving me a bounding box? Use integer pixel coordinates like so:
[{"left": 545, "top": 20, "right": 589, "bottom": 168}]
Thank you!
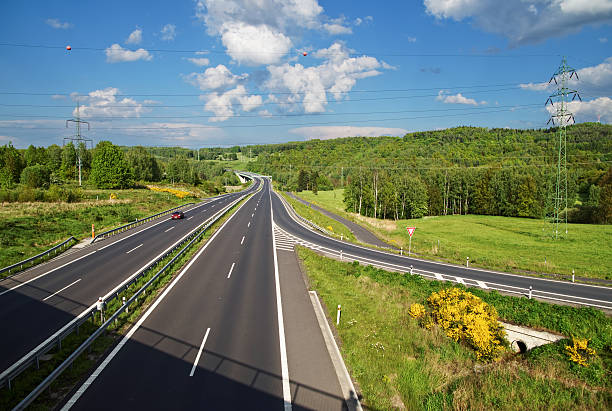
[
  {"left": 296, "top": 189, "right": 612, "bottom": 280},
  {"left": 298, "top": 247, "right": 612, "bottom": 410},
  {"left": 279, "top": 191, "right": 356, "bottom": 242},
  {"left": 0, "top": 187, "right": 196, "bottom": 271}
]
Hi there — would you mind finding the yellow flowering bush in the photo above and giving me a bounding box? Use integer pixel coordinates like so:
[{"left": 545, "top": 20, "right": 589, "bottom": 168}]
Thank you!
[
  {"left": 408, "top": 303, "right": 426, "bottom": 319},
  {"left": 418, "top": 287, "right": 506, "bottom": 361},
  {"left": 147, "top": 185, "right": 194, "bottom": 199},
  {"left": 565, "top": 337, "right": 597, "bottom": 367}
]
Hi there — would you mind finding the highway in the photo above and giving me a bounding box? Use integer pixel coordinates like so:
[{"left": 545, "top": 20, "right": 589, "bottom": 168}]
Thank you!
[
  {"left": 0, "top": 181, "right": 259, "bottom": 378},
  {"left": 63, "top": 178, "right": 346, "bottom": 410},
  {"left": 270, "top": 190, "right": 612, "bottom": 311}
]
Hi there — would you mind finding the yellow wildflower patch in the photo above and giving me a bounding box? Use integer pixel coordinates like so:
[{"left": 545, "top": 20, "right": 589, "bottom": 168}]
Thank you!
[
  {"left": 565, "top": 337, "right": 597, "bottom": 367},
  {"left": 147, "top": 185, "right": 195, "bottom": 199},
  {"left": 411, "top": 287, "right": 507, "bottom": 361}
]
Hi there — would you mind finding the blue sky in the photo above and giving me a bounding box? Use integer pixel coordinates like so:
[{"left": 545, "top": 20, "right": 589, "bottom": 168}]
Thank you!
[{"left": 1, "top": 0, "right": 611, "bottom": 149}]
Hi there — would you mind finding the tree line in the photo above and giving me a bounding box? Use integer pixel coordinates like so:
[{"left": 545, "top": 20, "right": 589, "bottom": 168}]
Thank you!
[
  {"left": 0, "top": 141, "right": 240, "bottom": 201},
  {"left": 247, "top": 124, "right": 611, "bottom": 224}
]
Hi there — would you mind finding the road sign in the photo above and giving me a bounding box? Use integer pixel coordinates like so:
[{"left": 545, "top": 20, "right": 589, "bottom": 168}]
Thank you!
[{"left": 406, "top": 227, "right": 416, "bottom": 237}]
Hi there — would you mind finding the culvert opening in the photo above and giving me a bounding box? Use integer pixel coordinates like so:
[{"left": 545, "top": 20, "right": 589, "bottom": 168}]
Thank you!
[{"left": 512, "top": 340, "right": 528, "bottom": 353}]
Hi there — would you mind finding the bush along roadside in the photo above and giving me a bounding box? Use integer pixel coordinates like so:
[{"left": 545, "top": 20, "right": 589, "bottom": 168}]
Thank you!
[
  {"left": 0, "top": 195, "right": 250, "bottom": 411},
  {"left": 297, "top": 246, "right": 612, "bottom": 410}
]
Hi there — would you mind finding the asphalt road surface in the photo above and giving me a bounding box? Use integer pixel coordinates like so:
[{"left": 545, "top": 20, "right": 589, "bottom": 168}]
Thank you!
[
  {"left": 63, "top": 178, "right": 347, "bottom": 410},
  {"left": 271, "top": 189, "right": 612, "bottom": 311},
  {"left": 0, "top": 182, "right": 259, "bottom": 378}
]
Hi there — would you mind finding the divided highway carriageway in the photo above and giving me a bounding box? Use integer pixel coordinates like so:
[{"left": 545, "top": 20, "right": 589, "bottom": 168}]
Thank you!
[{"left": 0, "top": 180, "right": 259, "bottom": 383}]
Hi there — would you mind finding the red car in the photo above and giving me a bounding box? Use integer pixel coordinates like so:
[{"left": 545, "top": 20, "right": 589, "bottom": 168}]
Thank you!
[{"left": 171, "top": 211, "right": 184, "bottom": 220}]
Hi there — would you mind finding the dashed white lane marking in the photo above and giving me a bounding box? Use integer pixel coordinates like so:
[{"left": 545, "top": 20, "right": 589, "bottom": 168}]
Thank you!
[
  {"left": 126, "top": 244, "right": 143, "bottom": 254},
  {"left": 241, "top": 236, "right": 245, "bottom": 245},
  {"left": 248, "top": 222, "right": 251, "bottom": 228},
  {"left": 187, "top": 216, "right": 194, "bottom": 220},
  {"left": 252, "top": 213, "right": 254, "bottom": 218},
  {"left": 189, "top": 328, "right": 211, "bottom": 377},
  {"left": 164, "top": 227, "right": 174, "bottom": 233},
  {"left": 227, "top": 262, "right": 235, "bottom": 279},
  {"left": 477, "top": 280, "right": 488, "bottom": 289},
  {"left": 42, "top": 278, "right": 82, "bottom": 301},
  {"left": 434, "top": 273, "right": 444, "bottom": 281}
]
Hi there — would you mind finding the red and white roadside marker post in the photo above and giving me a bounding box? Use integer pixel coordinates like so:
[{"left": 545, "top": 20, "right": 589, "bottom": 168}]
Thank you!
[{"left": 406, "top": 227, "right": 416, "bottom": 256}]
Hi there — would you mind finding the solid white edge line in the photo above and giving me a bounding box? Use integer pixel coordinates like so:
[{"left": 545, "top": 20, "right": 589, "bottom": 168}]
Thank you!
[
  {"left": 62, "top": 188, "right": 253, "bottom": 410},
  {"left": 125, "top": 244, "right": 143, "bottom": 254},
  {"left": 0, "top": 251, "right": 96, "bottom": 297},
  {"left": 227, "top": 262, "right": 236, "bottom": 279},
  {"left": 269, "top": 180, "right": 292, "bottom": 411},
  {"left": 309, "top": 291, "right": 362, "bottom": 411},
  {"left": 189, "top": 328, "right": 211, "bottom": 377},
  {"left": 42, "top": 278, "right": 82, "bottom": 302}
]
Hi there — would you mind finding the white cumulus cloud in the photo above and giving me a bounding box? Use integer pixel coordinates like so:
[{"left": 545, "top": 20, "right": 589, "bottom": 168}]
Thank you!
[
  {"left": 187, "top": 64, "right": 247, "bottom": 91},
  {"left": 203, "top": 85, "right": 263, "bottom": 121},
  {"left": 186, "top": 57, "right": 210, "bottom": 67},
  {"left": 424, "top": 0, "right": 612, "bottom": 45},
  {"left": 290, "top": 126, "right": 408, "bottom": 140},
  {"left": 520, "top": 56, "right": 612, "bottom": 97},
  {"left": 547, "top": 97, "right": 612, "bottom": 124},
  {"left": 196, "top": 0, "right": 357, "bottom": 65},
  {"left": 126, "top": 29, "right": 143, "bottom": 45},
  {"left": 436, "top": 90, "right": 485, "bottom": 106},
  {"left": 76, "top": 88, "right": 151, "bottom": 119},
  {"left": 105, "top": 44, "right": 152, "bottom": 63},
  {"left": 160, "top": 24, "right": 176, "bottom": 41},
  {"left": 265, "top": 42, "right": 384, "bottom": 113},
  {"left": 46, "top": 18, "right": 72, "bottom": 29}
]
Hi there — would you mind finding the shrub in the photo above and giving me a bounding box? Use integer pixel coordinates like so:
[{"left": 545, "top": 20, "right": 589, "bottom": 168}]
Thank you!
[
  {"left": 20, "top": 164, "right": 51, "bottom": 188},
  {"left": 565, "top": 337, "right": 597, "bottom": 367},
  {"left": 417, "top": 287, "right": 507, "bottom": 361},
  {"left": 408, "top": 303, "right": 426, "bottom": 319}
]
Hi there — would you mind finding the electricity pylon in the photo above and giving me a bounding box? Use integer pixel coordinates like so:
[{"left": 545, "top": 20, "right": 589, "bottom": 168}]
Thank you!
[
  {"left": 64, "top": 101, "right": 92, "bottom": 186},
  {"left": 545, "top": 56, "right": 581, "bottom": 239}
]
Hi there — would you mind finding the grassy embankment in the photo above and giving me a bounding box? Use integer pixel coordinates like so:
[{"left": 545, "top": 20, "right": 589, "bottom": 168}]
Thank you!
[
  {"left": 0, "top": 194, "right": 250, "bottom": 410},
  {"left": 0, "top": 186, "right": 203, "bottom": 270},
  {"left": 299, "top": 247, "right": 612, "bottom": 410},
  {"left": 296, "top": 189, "right": 612, "bottom": 281},
  {"left": 278, "top": 191, "right": 356, "bottom": 242}
]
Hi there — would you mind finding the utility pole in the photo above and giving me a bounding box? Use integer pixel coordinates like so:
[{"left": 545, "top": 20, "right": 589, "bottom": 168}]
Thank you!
[
  {"left": 545, "top": 56, "right": 580, "bottom": 239},
  {"left": 64, "top": 101, "right": 92, "bottom": 186}
]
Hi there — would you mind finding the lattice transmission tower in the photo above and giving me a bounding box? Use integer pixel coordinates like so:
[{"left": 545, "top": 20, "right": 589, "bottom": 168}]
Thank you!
[
  {"left": 64, "top": 101, "right": 92, "bottom": 186},
  {"left": 545, "top": 56, "right": 580, "bottom": 239}
]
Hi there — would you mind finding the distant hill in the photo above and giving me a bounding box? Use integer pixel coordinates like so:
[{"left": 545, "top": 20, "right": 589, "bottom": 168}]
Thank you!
[{"left": 247, "top": 123, "right": 612, "bottom": 223}]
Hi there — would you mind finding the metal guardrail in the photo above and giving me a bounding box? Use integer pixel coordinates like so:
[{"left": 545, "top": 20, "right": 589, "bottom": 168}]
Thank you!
[
  {"left": 7, "top": 191, "right": 251, "bottom": 408},
  {"left": 0, "top": 237, "right": 77, "bottom": 278},
  {"left": 92, "top": 202, "right": 195, "bottom": 243}
]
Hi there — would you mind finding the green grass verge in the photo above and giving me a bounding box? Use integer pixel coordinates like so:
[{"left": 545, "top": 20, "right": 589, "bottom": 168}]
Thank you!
[
  {"left": 297, "top": 247, "right": 612, "bottom": 410},
  {"left": 297, "top": 189, "right": 612, "bottom": 281},
  {"left": 278, "top": 191, "right": 356, "bottom": 242},
  {"left": 0, "top": 188, "right": 198, "bottom": 272},
  {"left": 0, "top": 195, "right": 250, "bottom": 410}
]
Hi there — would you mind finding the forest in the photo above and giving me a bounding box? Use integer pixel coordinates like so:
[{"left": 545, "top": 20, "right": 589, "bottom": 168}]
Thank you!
[
  {"left": 0, "top": 141, "right": 242, "bottom": 202},
  {"left": 246, "top": 123, "right": 612, "bottom": 223}
]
